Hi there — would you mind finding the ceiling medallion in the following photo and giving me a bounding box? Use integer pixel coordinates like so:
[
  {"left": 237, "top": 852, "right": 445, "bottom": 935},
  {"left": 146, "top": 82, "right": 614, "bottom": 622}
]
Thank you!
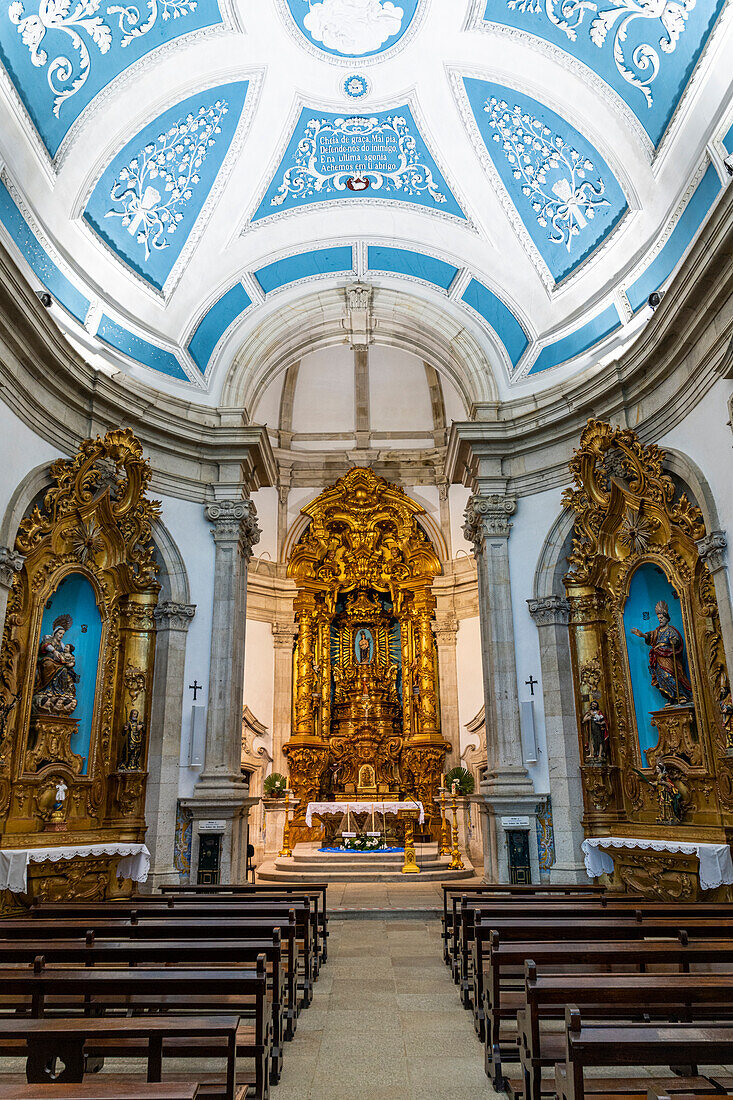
[
  {"left": 342, "top": 73, "right": 371, "bottom": 99},
  {"left": 280, "top": 0, "right": 421, "bottom": 62}
]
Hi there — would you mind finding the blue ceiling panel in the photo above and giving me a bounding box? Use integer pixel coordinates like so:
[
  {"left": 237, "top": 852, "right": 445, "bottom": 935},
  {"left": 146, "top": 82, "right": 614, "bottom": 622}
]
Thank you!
[
  {"left": 253, "top": 104, "right": 465, "bottom": 222},
  {"left": 84, "top": 81, "right": 249, "bottom": 291},
  {"left": 530, "top": 303, "right": 620, "bottom": 373},
  {"left": 461, "top": 277, "right": 528, "bottom": 368},
  {"left": 254, "top": 246, "right": 354, "bottom": 294},
  {"left": 479, "top": 0, "right": 726, "bottom": 146},
  {"left": 188, "top": 282, "right": 252, "bottom": 374},
  {"left": 281, "top": 0, "right": 419, "bottom": 59},
  {"left": 0, "top": 0, "right": 223, "bottom": 158},
  {"left": 366, "top": 245, "right": 459, "bottom": 290},
  {"left": 464, "top": 78, "right": 628, "bottom": 283},
  {"left": 97, "top": 314, "right": 188, "bottom": 378}
]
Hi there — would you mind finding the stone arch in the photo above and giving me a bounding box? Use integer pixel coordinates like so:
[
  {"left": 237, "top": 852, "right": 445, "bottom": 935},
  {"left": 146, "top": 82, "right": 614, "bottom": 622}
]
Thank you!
[
  {"left": 533, "top": 506, "right": 575, "bottom": 602},
  {"left": 662, "top": 447, "right": 722, "bottom": 531},
  {"left": 0, "top": 461, "right": 54, "bottom": 548}
]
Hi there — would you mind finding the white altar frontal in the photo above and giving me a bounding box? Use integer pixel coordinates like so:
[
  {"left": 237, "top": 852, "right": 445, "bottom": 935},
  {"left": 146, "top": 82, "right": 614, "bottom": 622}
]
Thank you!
[
  {"left": 305, "top": 801, "right": 425, "bottom": 827},
  {"left": 582, "top": 836, "right": 733, "bottom": 892}
]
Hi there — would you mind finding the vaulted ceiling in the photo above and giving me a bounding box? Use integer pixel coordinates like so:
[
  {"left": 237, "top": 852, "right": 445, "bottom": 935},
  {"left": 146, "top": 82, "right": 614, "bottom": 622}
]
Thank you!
[{"left": 0, "top": 0, "right": 730, "bottom": 401}]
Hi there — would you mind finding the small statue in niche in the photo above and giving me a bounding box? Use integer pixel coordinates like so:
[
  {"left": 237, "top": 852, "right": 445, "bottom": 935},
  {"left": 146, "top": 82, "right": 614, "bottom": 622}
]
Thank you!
[
  {"left": 719, "top": 687, "right": 733, "bottom": 753},
  {"left": 629, "top": 600, "right": 693, "bottom": 706},
  {"left": 634, "top": 761, "right": 685, "bottom": 824},
  {"left": 33, "top": 614, "right": 80, "bottom": 715},
  {"left": 582, "top": 700, "right": 609, "bottom": 763},
  {"left": 120, "top": 708, "right": 145, "bottom": 771},
  {"left": 52, "top": 779, "right": 68, "bottom": 814},
  {"left": 357, "top": 629, "right": 371, "bottom": 664}
]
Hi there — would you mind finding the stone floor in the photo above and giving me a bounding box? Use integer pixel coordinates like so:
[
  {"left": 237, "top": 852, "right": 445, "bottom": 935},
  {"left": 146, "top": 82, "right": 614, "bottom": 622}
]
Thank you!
[
  {"left": 327, "top": 878, "right": 480, "bottom": 912},
  {"left": 274, "top": 916, "right": 499, "bottom": 1100}
]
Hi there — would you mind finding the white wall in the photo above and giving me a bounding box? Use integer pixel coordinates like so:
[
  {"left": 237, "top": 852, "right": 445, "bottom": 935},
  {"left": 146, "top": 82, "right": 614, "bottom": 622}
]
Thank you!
[
  {"left": 369, "top": 346, "right": 433, "bottom": 434},
  {"left": 0, "top": 401, "right": 61, "bottom": 537},
  {"left": 456, "top": 614, "right": 483, "bottom": 753},
  {"left": 243, "top": 618, "right": 275, "bottom": 754},
  {"left": 291, "top": 347, "right": 355, "bottom": 434}
]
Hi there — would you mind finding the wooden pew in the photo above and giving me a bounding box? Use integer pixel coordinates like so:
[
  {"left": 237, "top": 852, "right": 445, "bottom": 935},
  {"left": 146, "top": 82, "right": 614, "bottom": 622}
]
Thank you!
[
  {"left": 160, "top": 885, "right": 330, "bottom": 964},
  {"left": 0, "top": 933, "right": 287, "bottom": 1084},
  {"left": 0, "top": 1016, "right": 240, "bottom": 1100},
  {"left": 0, "top": 960, "right": 270, "bottom": 1100},
  {"left": 521, "top": 970, "right": 733, "bottom": 1100},
  {"left": 556, "top": 1011, "right": 733, "bottom": 1100},
  {"left": 0, "top": 1083, "right": 201, "bottom": 1100},
  {"left": 482, "top": 932, "right": 733, "bottom": 1089}
]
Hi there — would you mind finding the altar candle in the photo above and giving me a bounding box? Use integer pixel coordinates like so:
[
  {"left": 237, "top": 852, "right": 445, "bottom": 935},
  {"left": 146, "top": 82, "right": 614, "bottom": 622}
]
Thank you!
[
  {"left": 371, "top": 805, "right": 375, "bottom": 831},
  {"left": 440, "top": 774, "right": 445, "bottom": 790}
]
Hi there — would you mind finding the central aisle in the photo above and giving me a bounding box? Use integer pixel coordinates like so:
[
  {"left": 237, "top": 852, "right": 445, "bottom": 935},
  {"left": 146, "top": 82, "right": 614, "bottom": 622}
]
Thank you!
[{"left": 274, "top": 916, "right": 499, "bottom": 1100}]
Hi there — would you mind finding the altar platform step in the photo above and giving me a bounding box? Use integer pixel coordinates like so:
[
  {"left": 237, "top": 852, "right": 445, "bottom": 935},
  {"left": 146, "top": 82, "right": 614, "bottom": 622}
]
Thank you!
[{"left": 256, "top": 842, "right": 475, "bottom": 883}]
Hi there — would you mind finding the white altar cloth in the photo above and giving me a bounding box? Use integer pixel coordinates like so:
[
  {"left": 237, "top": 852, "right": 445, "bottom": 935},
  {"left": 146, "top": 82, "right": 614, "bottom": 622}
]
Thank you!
[
  {"left": 0, "top": 842, "right": 151, "bottom": 894},
  {"left": 305, "top": 801, "right": 425, "bottom": 827},
  {"left": 582, "top": 835, "right": 733, "bottom": 892}
]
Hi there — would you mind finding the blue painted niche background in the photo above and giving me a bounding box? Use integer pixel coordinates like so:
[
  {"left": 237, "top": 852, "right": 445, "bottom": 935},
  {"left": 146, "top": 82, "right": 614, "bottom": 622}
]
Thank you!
[
  {"left": 0, "top": 0, "right": 223, "bottom": 158},
  {"left": 463, "top": 78, "right": 627, "bottom": 283},
  {"left": 480, "top": 0, "right": 726, "bottom": 147},
  {"left": 622, "top": 562, "right": 691, "bottom": 757},
  {"left": 283, "top": 0, "right": 419, "bottom": 58},
  {"left": 38, "top": 573, "right": 103, "bottom": 774},
  {"left": 84, "top": 81, "right": 249, "bottom": 291}
]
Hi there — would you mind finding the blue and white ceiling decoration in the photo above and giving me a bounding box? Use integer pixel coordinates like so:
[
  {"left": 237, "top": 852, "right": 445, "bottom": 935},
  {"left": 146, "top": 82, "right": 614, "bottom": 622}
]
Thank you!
[
  {"left": 84, "top": 81, "right": 248, "bottom": 292},
  {"left": 462, "top": 78, "right": 628, "bottom": 283},
  {"left": 476, "top": 0, "right": 727, "bottom": 147},
  {"left": 280, "top": 0, "right": 419, "bottom": 60},
  {"left": 252, "top": 104, "right": 465, "bottom": 224},
  {"left": 0, "top": 0, "right": 223, "bottom": 158}
]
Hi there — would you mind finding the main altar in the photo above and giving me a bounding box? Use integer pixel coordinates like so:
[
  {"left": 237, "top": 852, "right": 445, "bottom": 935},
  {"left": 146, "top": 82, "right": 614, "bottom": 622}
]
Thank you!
[{"left": 283, "top": 468, "right": 451, "bottom": 845}]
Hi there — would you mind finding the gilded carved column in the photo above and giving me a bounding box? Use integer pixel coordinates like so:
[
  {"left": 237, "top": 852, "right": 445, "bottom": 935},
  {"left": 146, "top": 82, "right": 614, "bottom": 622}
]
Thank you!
[
  {"left": 412, "top": 589, "right": 439, "bottom": 738},
  {"left": 0, "top": 547, "right": 24, "bottom": 639},
  {"left": 527, "top": 596, "right": 586, "bottom": 882},
  {"left": 293, "top": 594, "right": 317, "bottom": 738},
  {"left": 697, "top": 531, "right": 733, "bottom": 662},
  {"left": 433, "top": 613, "right": 460, "bottom": 769},
  {"left": 146, "top": 600, "right": 196, "bottom": 887}
]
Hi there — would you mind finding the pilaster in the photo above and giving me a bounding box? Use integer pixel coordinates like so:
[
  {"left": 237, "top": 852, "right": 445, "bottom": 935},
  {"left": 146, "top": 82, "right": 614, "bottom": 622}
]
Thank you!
[
  {"left": 697, "top": 531, "right": 733, "bottom": 662},
  {"left": 271, "top": 620, "right": 298, "bottom": 772},
  {"left": 145, "top": 601, "right": 196, "bottom": 888},
  {"left": 433, "top": 613, "right": 460, "bottom": 769},
  {"left": 527, "top": 595, "right": 587, "bottom": 882}
]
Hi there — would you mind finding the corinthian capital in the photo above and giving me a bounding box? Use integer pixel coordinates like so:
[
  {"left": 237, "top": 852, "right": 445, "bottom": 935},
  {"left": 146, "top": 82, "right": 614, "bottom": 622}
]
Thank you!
[
  {"left": 527, "top": 595, "right": 571, "bottom": 627},
  {"left": 205, "top": 499, "right": 261, "bottom": 558},
  {"left": 696, "top": 530, "right": 727, "bottom": 574},
  {"left": 154, "top": 601, "right": 196, "bottom": 631},
  {"left": 463, "top": 493, "right": 517, "bottom": 549},
  {"left": 0, "top": 546, "right": 24, "bottom": 589}
]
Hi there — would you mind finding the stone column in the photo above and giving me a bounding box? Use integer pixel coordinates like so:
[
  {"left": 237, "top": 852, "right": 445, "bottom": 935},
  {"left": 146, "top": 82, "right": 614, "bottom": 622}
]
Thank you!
[
  {"left": 0, "top": 547, "right": 24, "bottom": 637},
  {"left": 145, "top": 600, "right": 195, "bottom": 889},
  {"left": 434, "top": 613, "right": 460, "bottom": 769},
  {"left": 464, "top": 493, "right": 537, "bottom": 882},
  {"left": 697, "top": 531, "right": 733, "bottom": 662},
  {"left": 185, "top": 499, "right": 261, "bottom": 884},
  {"left": 271, "top": 621, "right": 297, "bottom": 773},
  {"left": 527, "top": 596, "right": 587, "bottom": 883}
]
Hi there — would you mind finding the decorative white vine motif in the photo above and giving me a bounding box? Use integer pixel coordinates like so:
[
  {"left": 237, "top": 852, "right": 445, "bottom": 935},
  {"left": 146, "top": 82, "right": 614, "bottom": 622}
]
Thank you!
[
  {"left": 485, "top": 96, "right": 609, "bottom": 251},
  {"left": 505, "top": 0, "right": 696, "bottom": 106},
  {"left": 105, "top": 100, "right": 227, "bottom": 258},
  {"left": 7, "top": 0, "right": 196, "bottom": 117},
  {"left": 271, "top": 114, "right": 446, "bottom": 206}
]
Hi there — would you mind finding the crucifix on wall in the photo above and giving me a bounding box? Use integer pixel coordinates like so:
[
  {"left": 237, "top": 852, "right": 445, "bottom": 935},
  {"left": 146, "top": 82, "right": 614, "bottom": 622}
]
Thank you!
[
  {"left": 189, "top": 680, "right": 203, "bottom": 701},
  {"left": 525, "top": 675, "right": 538, "bottom": 697}
]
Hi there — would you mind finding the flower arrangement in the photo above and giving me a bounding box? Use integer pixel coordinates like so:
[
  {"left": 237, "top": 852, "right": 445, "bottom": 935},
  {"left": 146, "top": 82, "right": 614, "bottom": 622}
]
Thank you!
[
  {"left": 264, "top": 772, "right": 287, "bottom": 797},
  {"left": 340, "top": 833, "right": 385, "bottom": 852}
]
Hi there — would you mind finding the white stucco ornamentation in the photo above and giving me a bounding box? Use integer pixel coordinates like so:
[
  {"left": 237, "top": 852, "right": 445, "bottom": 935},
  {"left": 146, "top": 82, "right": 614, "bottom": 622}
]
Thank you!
[
  {"left": 485, "top": 96, "right": 609, "bottom": 253},
  {"left": 303, "top": 0, "right": 404, "bottom": 55},
  {"left": 106, "top": 100, "right": 228, "bottom": 259}
]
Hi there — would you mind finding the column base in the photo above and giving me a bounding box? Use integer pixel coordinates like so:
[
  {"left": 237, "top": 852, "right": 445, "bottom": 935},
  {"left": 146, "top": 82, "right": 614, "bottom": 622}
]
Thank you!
[
  {"left": 182, "top": 774, "right": 259, "bottom": 885},
  {"left": 549, "top": 860, "right": 590, "bottom": 885},
  {"left": 477, "top": 766, "right": 541, "bottom": 884}
]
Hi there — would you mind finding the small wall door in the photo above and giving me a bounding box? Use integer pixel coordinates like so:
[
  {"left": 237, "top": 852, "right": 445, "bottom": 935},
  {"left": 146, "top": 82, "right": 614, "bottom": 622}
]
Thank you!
[
  {"left": 507, "top": 828, "right": 531, "bottom": 885},
  {"left": 197, "top": 834, "right": 221, "bottom": 885}
]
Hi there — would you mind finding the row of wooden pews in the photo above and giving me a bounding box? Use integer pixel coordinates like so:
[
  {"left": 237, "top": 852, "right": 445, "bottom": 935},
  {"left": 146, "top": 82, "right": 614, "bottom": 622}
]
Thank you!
[
  {"left": 441, "top": 882, "right": 733, "bottom": 1100},
  {"left": 0, "top": 882, "right": 329, "bottom": 1100}
]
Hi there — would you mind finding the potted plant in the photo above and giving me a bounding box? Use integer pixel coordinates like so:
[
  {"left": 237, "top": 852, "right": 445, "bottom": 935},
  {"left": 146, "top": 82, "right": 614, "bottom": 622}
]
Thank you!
[
  {"left": 264, "top": 772, "right": 287, "bottom": 798},
  {"left": 444, "top": 766, "right": 475, "bottom": 796}
]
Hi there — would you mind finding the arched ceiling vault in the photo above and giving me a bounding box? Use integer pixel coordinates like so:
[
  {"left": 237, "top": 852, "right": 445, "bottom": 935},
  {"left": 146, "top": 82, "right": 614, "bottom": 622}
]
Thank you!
[{"left": 0, "top": 0, "right": 730, "bottom": 397}]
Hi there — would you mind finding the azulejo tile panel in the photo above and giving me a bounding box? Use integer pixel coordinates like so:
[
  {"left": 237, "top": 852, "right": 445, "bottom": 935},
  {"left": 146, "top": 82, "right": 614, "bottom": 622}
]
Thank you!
[
  {"left": 84, "top": 80, "right": 249, "bottom": 291},
  {"left": 479, "top": 0, "right": 727, "bottom": 146},
  {"left": 281, "top": 0, "right": 420, "bottom": 59},
  {"left": 0, "top": 0, "right": 223, "bottom": 158},
  {"left": 463, "top": 78, "right": 628, "bottom": 283},
  {"left": 253, "top": 104, "right": 465, "bottom": 223}
]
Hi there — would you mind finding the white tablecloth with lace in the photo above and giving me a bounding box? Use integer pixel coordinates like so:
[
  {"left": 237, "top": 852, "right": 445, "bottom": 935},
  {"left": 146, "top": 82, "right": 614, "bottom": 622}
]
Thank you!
[
  {"left": 581, "top": 835, "right": 733, "bottom": 891},
  {"left": 305, "top": 801, "right": 425, "bottom": 827},
  {"left": 0, "top": 842, "right": 151, "bottom": 894}
]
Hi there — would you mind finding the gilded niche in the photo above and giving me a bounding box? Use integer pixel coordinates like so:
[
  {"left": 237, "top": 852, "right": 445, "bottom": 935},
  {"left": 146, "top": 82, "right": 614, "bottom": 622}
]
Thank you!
[
  {"left": 563, "top": 420, "right": 733, "bottom": 866},
  {"left": 0, "top": 429, "right": 159, "bottom": 897},
  {"left": 284, "top": 468, "right": 449, "bottom": 839}
]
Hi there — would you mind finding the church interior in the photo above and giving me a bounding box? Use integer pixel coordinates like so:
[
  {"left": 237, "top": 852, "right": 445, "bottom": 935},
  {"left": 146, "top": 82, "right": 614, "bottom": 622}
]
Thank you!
[{"left": 0, "top": 0, "right": 732, "bottom": 1096}]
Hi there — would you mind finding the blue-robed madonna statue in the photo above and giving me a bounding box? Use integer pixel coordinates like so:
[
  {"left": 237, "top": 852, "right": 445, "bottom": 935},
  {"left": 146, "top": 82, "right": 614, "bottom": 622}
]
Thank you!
[{"left": 630, "top": 599, "right": 693, "bottom": 706}]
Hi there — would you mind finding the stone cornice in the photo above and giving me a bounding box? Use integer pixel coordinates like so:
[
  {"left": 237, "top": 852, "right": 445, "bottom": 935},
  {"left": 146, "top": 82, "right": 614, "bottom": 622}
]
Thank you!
[
  {"left": 205, "top": 500, "right": 261, "bottom": 558},
  {"left": 153, "top": 601, "right": 196, "bottom": 631}
]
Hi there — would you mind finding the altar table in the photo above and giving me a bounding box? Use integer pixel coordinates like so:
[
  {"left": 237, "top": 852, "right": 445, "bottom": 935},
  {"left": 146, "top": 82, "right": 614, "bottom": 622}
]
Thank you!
[
  {"left": 582, "top": 835, "right": 733, "bottom": 892},
  {"left": 0, "top": 842, "right": 151, "bottom": 893},
  {"left": 305, "top": 801, "right": 425, "bottom": 827}
]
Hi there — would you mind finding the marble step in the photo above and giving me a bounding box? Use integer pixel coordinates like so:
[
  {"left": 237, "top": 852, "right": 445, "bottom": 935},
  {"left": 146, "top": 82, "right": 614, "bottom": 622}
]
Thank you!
[{"left": 256, "top": 845, "right": 475, "bottom": 883}]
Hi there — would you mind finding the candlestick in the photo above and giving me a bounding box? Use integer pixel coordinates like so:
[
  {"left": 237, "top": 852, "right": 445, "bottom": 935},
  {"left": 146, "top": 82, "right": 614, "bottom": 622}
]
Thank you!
[
  {"left": 439, "top": 788, "right": 451, "bottom": 856},
  {"left": 448, "top": 790, "right": 464, "bottom": 871}
]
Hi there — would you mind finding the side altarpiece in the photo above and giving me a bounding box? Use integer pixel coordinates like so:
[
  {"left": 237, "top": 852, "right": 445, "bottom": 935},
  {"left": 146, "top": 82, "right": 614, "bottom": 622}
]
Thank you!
[
  {"left": 0, "top": 430, "right": 159, "bottom": 905},
  {"left": 564, "top": 420, "right": 733, "bottom": 898},
  {"left": 284, "top": 468, "right": 450, "bottom": 841}
]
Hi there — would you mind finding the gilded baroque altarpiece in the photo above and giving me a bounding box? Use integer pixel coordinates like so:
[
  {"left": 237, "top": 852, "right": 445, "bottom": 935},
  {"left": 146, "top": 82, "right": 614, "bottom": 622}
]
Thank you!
[
  {"left": 284, "top": 468, "right": 450, "bottom": 842},
  {"left": 0, "top": 430, "right": 159, "bottom": 906},
  {"left": 563, "top": 420, "right": 733, "bottom": 898}
]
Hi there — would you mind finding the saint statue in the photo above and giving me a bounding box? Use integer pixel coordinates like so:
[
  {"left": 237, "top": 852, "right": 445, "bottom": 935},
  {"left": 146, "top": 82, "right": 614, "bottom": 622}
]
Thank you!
[
  {"left": 630, "top": 599, "right": 693, "bottom": 706},
  {"left": 120, "top": 708, "right": 145, "bottom": 770},
  {"left": 357, "top": 629, "right": 371, "bottom": 664},
  {"left": 634, "top": 761, "right": 685, "bottom": 824},
  {"left": 582, "top": 702, "right": 609, "bottom": 762},
  {"left": 33, "top": 614, "right": 80, "bottom": 715}
]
